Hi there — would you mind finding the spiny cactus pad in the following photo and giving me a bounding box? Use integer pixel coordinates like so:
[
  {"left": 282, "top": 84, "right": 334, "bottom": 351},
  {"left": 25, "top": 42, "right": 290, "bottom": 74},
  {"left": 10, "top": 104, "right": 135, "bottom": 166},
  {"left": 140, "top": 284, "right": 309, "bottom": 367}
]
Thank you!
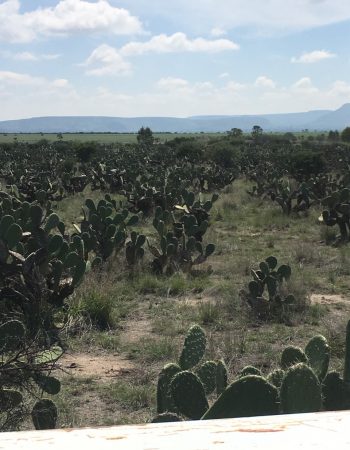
[
  {"left": 216, "top": 359, "right": 228, "bottom": 396},
  {"left": 157, "top": 363, "right": 181, "bottom": 414},
  {"left": 239, "top": 366, "right": 262, "bottom": 378},
  {"left": 179, "top": 325, "right": 206, "bottom": 370},
  {"left": 305, "top": 335, "right": 330, "bottom": 381},
  {"left": 170, "top": 371, "right": 209, "bottom": 420},
  {"left": 31, "top": 399, "right": 58, "bottom": 430},
  {"left": 267, "top": 369, "right": 285, "bottom": 388},
  {"left": 0, "top": 389, "right": 23, "bottom": 413},
  {"left": 0, "top": 320, "right": 25, "bottom": 352},
  {"left": 196, "top": 361, "right": 217, "bottom": 395},
  {"left": 280, "top": 346, "right": 308, "bottom": 369},
  {"left": 322, "top": 371, "right": 350, "bottom": 411},
  {"left": 202, "top": 375, "right": 279, "bottom": 420},
  {"left": 280, "top": 363, "right": 322, "bottom": 414}
]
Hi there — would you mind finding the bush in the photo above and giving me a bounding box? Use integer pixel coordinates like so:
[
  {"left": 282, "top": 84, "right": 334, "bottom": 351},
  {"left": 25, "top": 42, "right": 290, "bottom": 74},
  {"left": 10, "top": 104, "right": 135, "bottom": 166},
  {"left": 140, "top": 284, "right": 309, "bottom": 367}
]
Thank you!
[
  {"left": 288, "top": 150, "right": 325, "bottom": 180},
  {"left": 204, "top": 141, "right": 240, "bottom": 168},
  {"left": 75, "top": 142, "right": 97, "bottom": 163},
  {"left": 341, "top": 127, "right": 350, "bottom": 143}
]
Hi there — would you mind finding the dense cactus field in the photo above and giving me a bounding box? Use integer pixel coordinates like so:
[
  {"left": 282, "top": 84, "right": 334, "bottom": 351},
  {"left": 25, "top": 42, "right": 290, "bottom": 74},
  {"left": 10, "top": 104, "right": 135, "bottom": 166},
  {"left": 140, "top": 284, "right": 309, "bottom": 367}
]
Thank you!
[{"left": 2, "top": 128, "right": 350, "bottom": 430}]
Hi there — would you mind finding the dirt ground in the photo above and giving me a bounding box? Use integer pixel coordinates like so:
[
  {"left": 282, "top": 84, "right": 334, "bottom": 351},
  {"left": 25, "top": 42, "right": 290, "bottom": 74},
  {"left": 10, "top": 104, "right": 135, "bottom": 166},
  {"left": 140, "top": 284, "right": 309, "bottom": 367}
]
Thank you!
[{"left": 58, "top": 353, "right": 136, "bottom": 382}]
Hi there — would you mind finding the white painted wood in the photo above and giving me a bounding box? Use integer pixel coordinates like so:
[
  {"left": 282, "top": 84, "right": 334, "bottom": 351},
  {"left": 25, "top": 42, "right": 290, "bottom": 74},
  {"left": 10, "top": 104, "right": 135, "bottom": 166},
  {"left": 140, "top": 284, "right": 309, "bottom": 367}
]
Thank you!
[{"left": 1, "top": 411, "right": 349, "bottom": 450}]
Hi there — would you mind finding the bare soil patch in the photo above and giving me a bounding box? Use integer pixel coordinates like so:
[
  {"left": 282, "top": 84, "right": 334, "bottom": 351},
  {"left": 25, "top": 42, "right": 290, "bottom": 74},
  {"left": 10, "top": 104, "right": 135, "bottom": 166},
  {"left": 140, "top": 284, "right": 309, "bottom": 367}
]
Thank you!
[
  {"left": 58, "top": 352, "right": 136, "bottom": 381},
  {"left": 120, "top": 317, "right": 153, "bottom": 344},
  {"left": 310, "top": 294, "right": 349, "bottom": 307}
]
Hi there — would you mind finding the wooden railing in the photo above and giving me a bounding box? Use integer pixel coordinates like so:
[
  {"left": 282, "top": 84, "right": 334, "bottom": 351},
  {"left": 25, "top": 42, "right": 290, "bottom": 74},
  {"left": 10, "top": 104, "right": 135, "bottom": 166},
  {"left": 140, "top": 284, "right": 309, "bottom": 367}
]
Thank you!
[{"left": 1, "top": 411, "right": 350, "bottom": 449}]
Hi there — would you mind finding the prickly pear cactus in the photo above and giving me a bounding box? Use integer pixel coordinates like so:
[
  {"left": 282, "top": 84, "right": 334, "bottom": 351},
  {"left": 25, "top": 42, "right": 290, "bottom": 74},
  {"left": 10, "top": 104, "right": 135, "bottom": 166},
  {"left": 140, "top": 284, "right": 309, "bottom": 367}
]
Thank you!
[
  {"left": 31, "top": 399, "right": 58, "bottom": 430},
  {"left": 305, "top": 335, "right": 330, "bottom": 381},
  {"left": 267, "top": 369, "right": 285, "bottom": 388},
  {"left": 239, "top": 366, "right": 262, "bottom": 378},
  {"left": 196, "top": 361, "right": 217, "bottom": 395},
  {"left": 157, "top": 363, "right": 181, "bottom": 414},
  {"left": 241, "top": 256, "right": 295, "bottom": 321},
  {"left": 125, "top": 232, "right": 146, "bottom": 266},
  {"left": 0, "top": 389, "right": 23, "bottom": 413},
  {"left": 170, "top": 371, "right": 209, "bottom": 420},
  {"left": 202, "top": 375, "right": 279, "bottom": 420},
  {"left": 216, "top": 359, "right": 228, "bottom": 396},
  {"left": 280, "top": 363, "right": 322, "bottom": 414},
  {"left": 280, "top": 346, "right": 308, "bottom": 369},
  {"left": 0, "top": 320, "right": 25, "bottom": 352},
  {"left": 322, "top": 371, "right": 349, "bottom": 411},
  {"left": 179, "top": 325, "right": 206, "bottom": 370}
]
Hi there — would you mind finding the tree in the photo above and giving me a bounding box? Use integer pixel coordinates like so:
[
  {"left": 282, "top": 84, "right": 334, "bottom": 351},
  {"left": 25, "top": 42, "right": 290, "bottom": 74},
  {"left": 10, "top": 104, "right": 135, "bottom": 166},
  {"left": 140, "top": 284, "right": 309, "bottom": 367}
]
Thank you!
[
  {"left": 251, "top": 125, "right": 263, "bottom": 140},
  {"left": 75, "top": 142, "right": 97, "bottom": 163},
  {"left": 328, "top": 130, "right": 340, "bottom": 142},
  {"left": 205, "top": 141, "right": 240, "bottom": 168},
  {"left": 228, "top": 128, "right": 243, "bottom": 138},
  {"left": 341, "top": 127, "right": 350, "bottom": 143},
  {"left": 175, "top": 140, "right": 203, "bottom": 162},
  {"left": 137, "top": 126, "right": 154, "bottom": 147}
]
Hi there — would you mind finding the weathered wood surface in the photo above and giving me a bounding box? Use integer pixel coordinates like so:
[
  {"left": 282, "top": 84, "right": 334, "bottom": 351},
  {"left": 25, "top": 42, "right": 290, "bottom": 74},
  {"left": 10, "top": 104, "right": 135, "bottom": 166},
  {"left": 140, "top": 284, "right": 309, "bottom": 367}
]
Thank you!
[{"left": 1, "top": 411, "right": 350, "bottom": 450}]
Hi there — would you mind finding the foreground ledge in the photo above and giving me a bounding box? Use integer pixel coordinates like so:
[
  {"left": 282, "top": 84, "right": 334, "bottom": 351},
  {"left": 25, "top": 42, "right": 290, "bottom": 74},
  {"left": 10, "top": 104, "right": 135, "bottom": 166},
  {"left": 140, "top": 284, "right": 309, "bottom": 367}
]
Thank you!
[{"left": 1, "top": 411, "right": 350, "bottom": 450}]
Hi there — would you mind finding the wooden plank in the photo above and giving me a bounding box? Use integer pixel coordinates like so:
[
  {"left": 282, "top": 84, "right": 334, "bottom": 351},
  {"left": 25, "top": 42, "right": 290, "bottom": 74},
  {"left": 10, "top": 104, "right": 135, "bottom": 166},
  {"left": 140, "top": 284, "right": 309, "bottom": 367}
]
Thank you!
[{"left": 1, "top": 411, "right": 349, "bottom": 450}]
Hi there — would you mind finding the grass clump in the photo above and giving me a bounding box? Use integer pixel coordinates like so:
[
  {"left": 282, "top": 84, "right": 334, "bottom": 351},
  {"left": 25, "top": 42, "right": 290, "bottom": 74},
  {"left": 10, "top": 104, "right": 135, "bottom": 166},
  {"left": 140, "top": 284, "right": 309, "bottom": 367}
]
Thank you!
[
  {"left": 126, "top": 336, "right": 178, "bottom": 363},
  {"left": 69, "top": 272, "right": 134, "bottom": 331}
]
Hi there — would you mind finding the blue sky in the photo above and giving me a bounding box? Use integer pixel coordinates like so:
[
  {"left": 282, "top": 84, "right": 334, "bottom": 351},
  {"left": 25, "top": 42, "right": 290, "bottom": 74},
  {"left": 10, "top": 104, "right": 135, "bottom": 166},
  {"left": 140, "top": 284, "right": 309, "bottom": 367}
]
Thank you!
[{"left": 0, "top": 0, "right": 349, "bottom": 120}]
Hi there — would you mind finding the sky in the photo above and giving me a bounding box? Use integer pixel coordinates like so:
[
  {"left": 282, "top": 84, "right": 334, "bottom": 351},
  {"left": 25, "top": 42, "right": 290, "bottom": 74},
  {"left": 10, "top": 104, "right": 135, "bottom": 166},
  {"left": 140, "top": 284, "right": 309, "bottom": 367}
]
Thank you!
[{"left": 0, "top": 0, "right": 349, "bottom": 120}]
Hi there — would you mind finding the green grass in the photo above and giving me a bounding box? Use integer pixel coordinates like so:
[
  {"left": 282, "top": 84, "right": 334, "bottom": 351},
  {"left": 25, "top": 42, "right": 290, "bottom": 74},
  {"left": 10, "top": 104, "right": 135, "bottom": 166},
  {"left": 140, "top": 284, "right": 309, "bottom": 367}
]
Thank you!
[
  {"left": 98, "top": 380, "right": 155, "bottom": 410},
  {"left": 125, "top": 336, "right": 178, "bottom": 363},
  {"left": 0, "top": 132, "right": 223, "bottom": 144}
]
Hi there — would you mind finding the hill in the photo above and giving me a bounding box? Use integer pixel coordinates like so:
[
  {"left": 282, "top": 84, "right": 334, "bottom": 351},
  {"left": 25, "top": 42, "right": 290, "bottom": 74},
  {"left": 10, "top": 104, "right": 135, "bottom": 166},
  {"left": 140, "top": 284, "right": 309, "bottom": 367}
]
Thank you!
[{"left": 0, "top": 104, "right": 349, "bottom": 133}]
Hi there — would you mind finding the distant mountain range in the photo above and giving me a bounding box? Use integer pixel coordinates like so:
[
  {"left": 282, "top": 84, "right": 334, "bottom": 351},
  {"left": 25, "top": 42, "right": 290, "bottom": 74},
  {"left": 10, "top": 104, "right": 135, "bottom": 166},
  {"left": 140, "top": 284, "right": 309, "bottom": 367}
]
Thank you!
[{"left": 0, "top": 104, "right": 349, "bottom": 133}]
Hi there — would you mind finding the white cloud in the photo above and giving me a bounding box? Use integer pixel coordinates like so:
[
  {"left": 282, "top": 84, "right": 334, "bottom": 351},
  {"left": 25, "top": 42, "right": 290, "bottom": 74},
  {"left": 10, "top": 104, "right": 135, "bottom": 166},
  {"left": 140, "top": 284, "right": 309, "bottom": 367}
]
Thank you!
[
  {"left": 120, "top": 32, "right": 239, "bottom": 56},
  {"left": 0, "top": 50, "right": 61, "bottom": 61},
  {"left": 83, "top": 44, "right": 131, "bottom": 76},
  {"left": 0, "top": 70, "right": 74, "bottom": 90},
  {"left": 51, "top": 78, "right": 70, "bottom": 88},
  {"left": 157, "top": 77, "right": 190, "bottom": 91},
  {"left": 0, "top": 70, "right": 78, "bottom": 117},
  {"left": 292, "top": 77, "right": 318, "bottom": 93},
  {"left": 41, "top": 54, "right": 61, "bottom": 61},
  {"left": 226, "top": 80, "right": 246, "bottom": 92},
  {"left": 83, "top": 33, "right": 239, "bottom": 76},
  {"left": 291, "top": 50, "right": 336, "bottom": 63},
  {"left": 219, "top": 72, "right": 229, "bottom": 78},
  {"left": 255, "top": 76, "right": 276, "bottom": 89},
  {"left": 210, "top": 27, "right": 227, "bottom": 37},
  {"left": 0, "top": 71, "right": 42, "bottom": 85},
  {"left": 0, "top": 0, "right": 143, "bottom": 43},
  {"left": 328, "top": 81, "right": 350, "bottom": 97},
  {"left": 12, "top": 51, "right": 38, "bottom": 61}
]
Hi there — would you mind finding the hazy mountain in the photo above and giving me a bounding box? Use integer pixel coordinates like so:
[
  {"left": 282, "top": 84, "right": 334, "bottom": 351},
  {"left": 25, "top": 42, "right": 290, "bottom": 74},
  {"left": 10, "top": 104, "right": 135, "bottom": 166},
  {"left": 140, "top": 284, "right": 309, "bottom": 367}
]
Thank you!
[
  {"left": 309, "top": 103, "right": 350, "bottom": 130},
  {"left": 0, "top": 104, "right": 349, "bottom": 133}
]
